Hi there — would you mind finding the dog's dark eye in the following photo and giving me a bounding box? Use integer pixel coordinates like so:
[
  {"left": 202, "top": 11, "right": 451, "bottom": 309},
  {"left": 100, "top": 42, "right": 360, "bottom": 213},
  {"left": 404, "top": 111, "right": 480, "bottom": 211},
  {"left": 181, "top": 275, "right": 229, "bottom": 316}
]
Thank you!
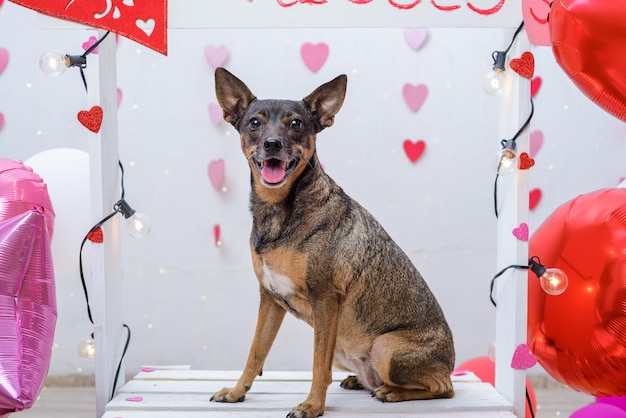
[
  {"left": 248, "top": 118, "right": 262, "bottom": 131},
  {"left": 290, "top": 118, "right": 304, "bottom": 132}
]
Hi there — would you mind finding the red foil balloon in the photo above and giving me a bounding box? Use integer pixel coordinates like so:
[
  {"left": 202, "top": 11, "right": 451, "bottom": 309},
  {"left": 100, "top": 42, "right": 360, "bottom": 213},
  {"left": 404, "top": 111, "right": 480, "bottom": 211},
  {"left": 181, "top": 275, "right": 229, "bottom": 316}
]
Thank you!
[
  {"left": 528, "top": 188, "right": 626, "bottom": 397},
  {"left": 550, "top": 0, "right": 626, "bottom": 122},
  {"left": 0, "top": 159, "right": 56, "bottom": 415}
]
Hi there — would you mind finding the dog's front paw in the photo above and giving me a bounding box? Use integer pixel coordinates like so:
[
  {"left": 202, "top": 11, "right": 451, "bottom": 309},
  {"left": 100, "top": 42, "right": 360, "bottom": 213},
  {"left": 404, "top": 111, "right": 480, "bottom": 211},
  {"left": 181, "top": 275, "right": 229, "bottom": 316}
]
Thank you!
[
  {"left": 286, "top": 401, "right": 324, "bottom": 418},
  {"left": 210, "top": 387, "right": 246, "bottom": 403},
  {"left": 339, "top": 375, "right": 363, "bottom": 390}
]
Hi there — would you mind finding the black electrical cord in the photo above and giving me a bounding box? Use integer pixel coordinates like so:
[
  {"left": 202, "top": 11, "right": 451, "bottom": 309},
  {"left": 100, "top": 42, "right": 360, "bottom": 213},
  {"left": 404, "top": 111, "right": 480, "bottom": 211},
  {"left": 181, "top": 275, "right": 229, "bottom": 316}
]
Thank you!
[
  {"left": 77, "top": 31, "right": 111, "bottom": 92},
  {"left": 78, "top": 160, "right": 132, "bottom": 400}
]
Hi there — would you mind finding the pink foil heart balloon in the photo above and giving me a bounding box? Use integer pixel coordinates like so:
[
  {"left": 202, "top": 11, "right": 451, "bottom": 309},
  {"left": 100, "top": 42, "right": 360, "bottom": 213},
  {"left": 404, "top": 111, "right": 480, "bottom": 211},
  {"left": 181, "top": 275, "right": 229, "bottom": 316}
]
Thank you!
[
  {"left": 300, "top": 42, "right": 329, "bottom": 73},
  {"left": 402, "top": 83, "right": 428, "bottom": 113},
  {"left": 208, "top": 159, "right": 225, "bottom": 191},
  {"left": 550, "top": 0, "right": 626, "bottom": 122},
  {"left": 0, "top": 48, "right": 8, "bottom": 75},
  {"left": 208, "top": 103, "right": 223, "bottom": 125},
  {"left": 403, "top": 28, "right": 428, "bottom": 50},
  {"left": 522, "top": 0, "right": 551, "bottom": 46},
  {"left": 204, "top": 45, "right": 229, "bottom": 69}
]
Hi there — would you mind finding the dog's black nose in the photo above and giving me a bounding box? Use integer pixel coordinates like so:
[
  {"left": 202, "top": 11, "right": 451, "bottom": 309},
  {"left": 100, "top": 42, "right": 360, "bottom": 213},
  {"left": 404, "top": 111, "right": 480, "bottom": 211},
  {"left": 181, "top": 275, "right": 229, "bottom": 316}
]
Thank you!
[{"left": 263, "top": 137, "right": 283, "bottom": 152}]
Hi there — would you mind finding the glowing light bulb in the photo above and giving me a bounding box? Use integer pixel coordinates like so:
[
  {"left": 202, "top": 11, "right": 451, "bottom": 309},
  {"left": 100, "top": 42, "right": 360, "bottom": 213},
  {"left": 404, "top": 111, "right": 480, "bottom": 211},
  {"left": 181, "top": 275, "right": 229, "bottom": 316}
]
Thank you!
[
  {"left": 126, "top": 211, "right": 152, "bottom": 239},
  {"left": 39, "top": 51, "right": 69, "bottom": 77},
  {"left": 77, "top": 337, "right": 95, "bottom": 359},
  {"left": 529, "top": 256, "right": 568, "bottom": 296},
  {"left": 494, "top": 139, "right": 517, "bottom": 175},
  {"left": 539, "top": 268, "right": 568, "bottom": 296},
  {"left": 483, "top": 69, "right": 505, "bottom": 96}
]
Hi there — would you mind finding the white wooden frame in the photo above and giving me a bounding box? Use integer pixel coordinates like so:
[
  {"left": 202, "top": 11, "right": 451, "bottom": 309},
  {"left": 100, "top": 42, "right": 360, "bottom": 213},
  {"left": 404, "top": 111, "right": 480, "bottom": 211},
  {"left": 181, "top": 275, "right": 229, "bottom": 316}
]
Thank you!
[{"left": 38, "top": 3, "right": 530, "bottom": 417}]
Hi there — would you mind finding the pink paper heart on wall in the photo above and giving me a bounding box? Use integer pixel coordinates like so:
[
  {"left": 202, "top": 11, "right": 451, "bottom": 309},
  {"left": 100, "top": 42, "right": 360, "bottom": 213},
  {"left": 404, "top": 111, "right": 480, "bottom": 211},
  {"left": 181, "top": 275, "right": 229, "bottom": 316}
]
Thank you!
[
  {"left": 0, "top": 113, "right": 4, "bottom": 131},
  {"left": 208, "top": 103, "right": 223, "bottom": 125},
  {"left": 82, "top": 36, "right": 100, "bottom": 54},
  {"left": 511, "top": 344, "right": 537, "bottom": 370},
  {"left": 512, "top": 223, "right": 529, "bottom": 241},
  {"left": 530, "top": 77, "right": 542, "bottom": 98},
  {"left": 117, "top": 88, "right": 123, "bottom": 108},
  {"left": 529, "top": 130, "right": 543, "bottom": 158},
  {"left": 300, "top": 42, "right": 329, "bottom": 73},
  {"left": 402, "top": 83, "right": 428, "bottom": 113},
  {"left": 404, "top": 28, "right": 428, "bottom": 50},
  {"left": 204, "top": 45, "right": 229, "bottom": 69},
  {"left": 208, "top": 159, "right": 225, "bottom": 191},
  {"left": 0, "top": 48, "right": 9, "bottom": 75},
  {"left": 529, "top": 188, "right": 542, "bottom": 211},
  {"left": 403, "top": 139, "right": 426, "bottom": 163}
]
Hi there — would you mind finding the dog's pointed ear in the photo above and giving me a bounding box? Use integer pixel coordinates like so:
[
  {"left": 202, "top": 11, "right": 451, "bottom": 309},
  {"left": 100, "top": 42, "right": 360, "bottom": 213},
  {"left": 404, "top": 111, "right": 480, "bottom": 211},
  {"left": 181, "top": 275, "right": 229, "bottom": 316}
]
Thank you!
[
  {"left": 303, "top": 74, "right": 347, "bottom": 132},
  {"left": 215, "top": 68, "right": 257, "bottom": 128}
]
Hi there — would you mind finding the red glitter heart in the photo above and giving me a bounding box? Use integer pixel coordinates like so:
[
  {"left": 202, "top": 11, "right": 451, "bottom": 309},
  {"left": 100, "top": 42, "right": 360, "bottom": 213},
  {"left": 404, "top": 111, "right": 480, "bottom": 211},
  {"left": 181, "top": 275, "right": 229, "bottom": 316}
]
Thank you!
[
  {"left": 87, "top": 227, "right": 104, "bottom": 243},
  {"left": 77, "top": 106, "right": 103, "bottom": 133},
  {"left": 518, "top": 152, "right": 535, "bottom": 170},
  {"left": 403, "top": 139, "right": 426, "bottom": 163},
  {"left": 510, "top": 51, "right": 535, "bottom": 79}
]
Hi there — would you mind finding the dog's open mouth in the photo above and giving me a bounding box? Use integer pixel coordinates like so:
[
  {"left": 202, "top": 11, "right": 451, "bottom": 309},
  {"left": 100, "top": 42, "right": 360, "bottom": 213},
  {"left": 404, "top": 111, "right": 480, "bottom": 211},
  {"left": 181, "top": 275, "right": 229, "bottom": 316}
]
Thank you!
[{"left": 258, "top": 158, "right": 297, "bottom": 184}]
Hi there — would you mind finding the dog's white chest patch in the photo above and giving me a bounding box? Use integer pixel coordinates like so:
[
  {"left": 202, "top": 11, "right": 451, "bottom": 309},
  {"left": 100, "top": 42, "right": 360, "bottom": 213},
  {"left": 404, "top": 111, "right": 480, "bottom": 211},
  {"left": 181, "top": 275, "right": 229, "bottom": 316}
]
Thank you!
[{"left": 261, "top": 263, "right": 294, "bottom": 298}]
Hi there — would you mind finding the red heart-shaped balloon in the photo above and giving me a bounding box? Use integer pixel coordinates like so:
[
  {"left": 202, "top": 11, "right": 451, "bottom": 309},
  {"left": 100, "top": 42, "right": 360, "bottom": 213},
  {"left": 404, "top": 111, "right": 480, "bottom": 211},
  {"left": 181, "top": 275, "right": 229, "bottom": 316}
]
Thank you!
[
  {"left": 550, "top": 0, "right": 626, "bottom": 122},
  {"left": 77, "top": 106, "right": 103, "bottom": 133}
]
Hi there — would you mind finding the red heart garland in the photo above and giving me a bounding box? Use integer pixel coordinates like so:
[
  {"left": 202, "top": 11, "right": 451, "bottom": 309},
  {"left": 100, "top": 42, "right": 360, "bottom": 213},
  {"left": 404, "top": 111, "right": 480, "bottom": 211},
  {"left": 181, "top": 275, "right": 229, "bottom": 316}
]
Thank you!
[
  {"left": 518, "top": 152, "right": 535, "bottom": 170},
  {"left": 403, "top": 139, "right": 426, "bottom": 163},
  {"left": 77, "top": 106, "right": 103, "bottom": 133},
  {"left": 529, "top": 188, "right": 542, "bottom": 211},
  {"left": 510, "top": 51, "right": 535, "bottom": 79},
  {"left": 87, "top": 227, "right": 104, "bottom": 243}
]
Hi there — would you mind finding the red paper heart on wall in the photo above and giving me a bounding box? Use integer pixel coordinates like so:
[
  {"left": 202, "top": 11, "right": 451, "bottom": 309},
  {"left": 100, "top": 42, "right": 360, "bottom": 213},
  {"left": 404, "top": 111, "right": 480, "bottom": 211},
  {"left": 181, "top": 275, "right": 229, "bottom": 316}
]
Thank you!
[
  {"left": 8, "top": 0, "right": 167, "bottom": 55},
  {"left": 510, "top": 51, "right": 535, "bottom": 79},
  {"left": 77, "top": 106, "right": 103, "bottom": 133},
  {"left": 550, "top": 0, "right": 626, "bottom": 122},
  {"left": 403, "top": 139, "right": 426, "bottom": 163},
  {"left": 530, "top": 77, "right": 542, "bottom": 97},
  {"left": 529, "top": 188, "right": 542, "bottom": 211}
]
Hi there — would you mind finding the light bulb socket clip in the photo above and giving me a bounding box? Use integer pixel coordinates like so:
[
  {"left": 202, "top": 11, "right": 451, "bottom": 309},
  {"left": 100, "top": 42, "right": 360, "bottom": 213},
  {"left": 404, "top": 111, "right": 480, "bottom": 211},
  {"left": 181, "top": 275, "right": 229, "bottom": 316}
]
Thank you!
[
  {"left": 500, "top": 138, "right": 517, "bottom": 152},
  {"left": 114, "top": 199, "right": 136, "bottom": 219},
  {"left": 66, "top": 54, "right": 87, "bottom": 69},
  {"left": 528, "top": 256, "right": 547, "bottom": 278},
  {"left": 492, "top": 50, "right": 506, "bottom": 72}
]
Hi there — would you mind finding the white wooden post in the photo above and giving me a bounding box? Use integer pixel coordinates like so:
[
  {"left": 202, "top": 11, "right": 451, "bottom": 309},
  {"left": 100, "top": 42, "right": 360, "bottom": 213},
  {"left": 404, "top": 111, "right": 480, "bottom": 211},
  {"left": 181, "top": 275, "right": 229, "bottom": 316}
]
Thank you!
[
  {"left": 86, "top": 29, "right": 125, "bottom": 418},
  {"left": 494, "top": 33, "right": 531, "bottom": 418}
]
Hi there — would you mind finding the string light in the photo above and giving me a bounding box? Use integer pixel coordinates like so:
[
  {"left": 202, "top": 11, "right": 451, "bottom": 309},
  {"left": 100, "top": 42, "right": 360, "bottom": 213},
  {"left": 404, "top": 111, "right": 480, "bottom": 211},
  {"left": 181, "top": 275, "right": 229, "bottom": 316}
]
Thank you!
[
  {"left": 483, "top": 22, "right": 525, "bottom": 97},
  {"left": 39, "top": 31, "right": 111, "bottom": 92},
  {"left": 494, "top": 138, "right": 517, "bottom": 175},
  {"left": 77, "top": 335, "right": 95, "bottom": 359}
]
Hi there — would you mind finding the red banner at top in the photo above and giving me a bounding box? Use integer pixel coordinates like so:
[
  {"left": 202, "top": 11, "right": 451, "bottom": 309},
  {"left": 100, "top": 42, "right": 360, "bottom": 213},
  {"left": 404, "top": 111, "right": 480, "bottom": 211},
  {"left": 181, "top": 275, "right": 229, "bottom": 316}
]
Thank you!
[{"left": 10, "top": 0, "right": 167, "bottom": 55}]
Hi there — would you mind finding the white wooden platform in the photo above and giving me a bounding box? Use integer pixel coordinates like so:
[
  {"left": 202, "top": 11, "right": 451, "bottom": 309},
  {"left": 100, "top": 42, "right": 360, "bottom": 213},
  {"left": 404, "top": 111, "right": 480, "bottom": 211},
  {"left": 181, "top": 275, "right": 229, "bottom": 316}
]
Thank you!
[{"left": 104, "top": 368, "right": 515, "bottom": 417}]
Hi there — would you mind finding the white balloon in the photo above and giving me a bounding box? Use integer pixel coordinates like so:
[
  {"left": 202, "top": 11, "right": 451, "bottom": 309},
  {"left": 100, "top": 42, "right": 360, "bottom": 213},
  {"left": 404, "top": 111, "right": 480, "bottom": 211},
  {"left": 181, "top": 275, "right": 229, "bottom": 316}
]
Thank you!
[{"left": 24, "top": 148, "right": 90, "bottom": 277}]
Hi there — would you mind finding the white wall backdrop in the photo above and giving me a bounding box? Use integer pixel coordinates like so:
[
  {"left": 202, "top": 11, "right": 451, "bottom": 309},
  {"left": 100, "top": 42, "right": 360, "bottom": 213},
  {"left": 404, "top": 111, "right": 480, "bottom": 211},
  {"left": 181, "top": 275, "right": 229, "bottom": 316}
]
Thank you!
[{"left": 0, "top": 2, "right": 625, "bottom": 380}]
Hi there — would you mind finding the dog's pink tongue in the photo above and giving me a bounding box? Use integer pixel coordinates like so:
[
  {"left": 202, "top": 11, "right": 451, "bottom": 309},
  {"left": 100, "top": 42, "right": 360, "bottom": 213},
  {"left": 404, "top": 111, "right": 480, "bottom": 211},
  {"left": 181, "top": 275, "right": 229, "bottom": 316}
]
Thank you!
[{"left": 261, "top": 160, "right": 286, "bottom": 184}]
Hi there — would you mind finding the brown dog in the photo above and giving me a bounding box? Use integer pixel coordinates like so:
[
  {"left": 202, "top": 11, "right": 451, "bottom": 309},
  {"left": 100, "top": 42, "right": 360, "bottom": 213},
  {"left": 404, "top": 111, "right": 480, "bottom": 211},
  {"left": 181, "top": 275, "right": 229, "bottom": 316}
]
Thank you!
[{"left": 211, "top": 68, "right": 455, "bottom": 417}]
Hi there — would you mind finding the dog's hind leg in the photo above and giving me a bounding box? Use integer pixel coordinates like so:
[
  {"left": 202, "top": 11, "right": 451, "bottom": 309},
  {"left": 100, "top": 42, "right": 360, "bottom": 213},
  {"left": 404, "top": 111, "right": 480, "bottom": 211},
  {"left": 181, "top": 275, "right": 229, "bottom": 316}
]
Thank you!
[
  {"left": 369, "top": 330, "right": 455, "bottom": 402},
  {"left": 211, "top": 289, "right": 286, "bottom": 403}
]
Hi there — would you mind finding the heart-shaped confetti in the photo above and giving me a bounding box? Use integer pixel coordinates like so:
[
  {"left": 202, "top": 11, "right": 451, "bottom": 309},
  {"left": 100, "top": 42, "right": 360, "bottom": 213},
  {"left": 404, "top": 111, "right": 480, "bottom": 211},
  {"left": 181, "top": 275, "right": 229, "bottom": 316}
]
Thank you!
[
  {"left": 403, "top": 28, "right": 428, "bottom": 51},
  {"left": 214, "top": 224, "right": 221, "bottom": 246},
  {"left": 529, "top": 130, "right": 543, "bottom": 158},
  {"left": 518, "top": 152, "right": 535, "bottom": 170},
  {"left": 403, "top": 139, "right": 426, "bottom": 163},
  {"left": 512, "top": 222, "right": 529, "bottom": 241},
  {"left": 0, "top": 47, "right": 9, "bottom": 75},
  {"left": 204, "top": 45, "right": 229, "bottom": 69},
  {"left": 510, "top": 51, "right": 535, "bottom": 79},
  {"left": 511, "top": 344, "right": 537, "bottom": 370},
  {"left": 77, "top": 105, "right": 104, "bottom": 133},
  {"left": 208, "top": 103, "right": 223, "bottom": 125},
  {"left": 136, "top": 18, "right": 155, "bottom": 37},
  {"left": 0, "top": 113, "right": 5, "bottom": 131},
  {"left": 300, "top": 42, "right": 329, "bottom": 73},
  {"left": 126, "top": 396, "right": 143, "bottom": 402},
  {"left": 529, "top": 188, "right": 542, "bottom": 211},
  {"left": 87, "top": 227, "right": 104, "bottom": 243},
  {"left": 117, "top": 88, "right": 123, "bottom": 108},
  {"left": 82, "top": 36, "right": 99, "bottom": 54},
  {"left": 208, "top": 159, "right": 225, "bottom": 190},
  {"left": 530, "top": 77, "right": 542, "bottom": 98},
  {"left": 402, "top": 83, "right": 428, "bottom": 113},
  {"left": 140, "top": 367, "right": 156, "bottom": 372}
]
